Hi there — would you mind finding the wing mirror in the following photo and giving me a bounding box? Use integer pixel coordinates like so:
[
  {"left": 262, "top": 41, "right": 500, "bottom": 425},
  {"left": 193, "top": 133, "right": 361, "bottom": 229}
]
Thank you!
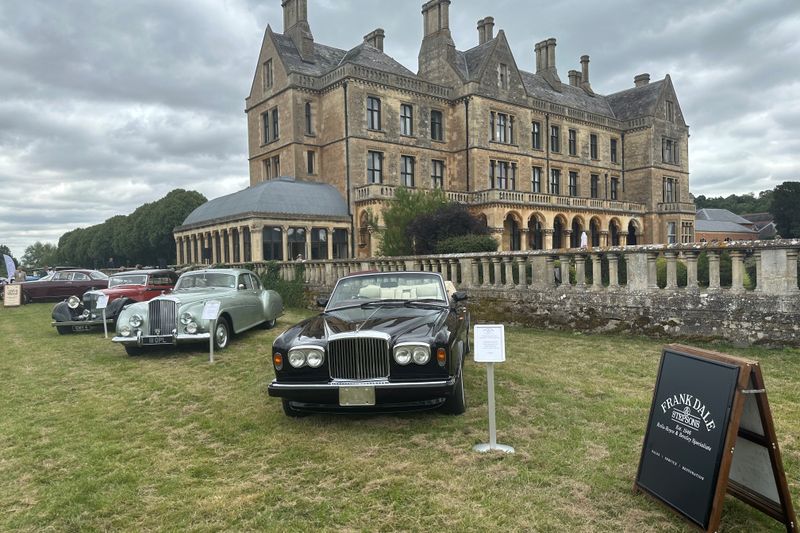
[
  {"left": 316, "top": 296, "right": 329, "bottom": 307},
  {"left": 452, "top": 291, "right": 468, "bottom": 303}
]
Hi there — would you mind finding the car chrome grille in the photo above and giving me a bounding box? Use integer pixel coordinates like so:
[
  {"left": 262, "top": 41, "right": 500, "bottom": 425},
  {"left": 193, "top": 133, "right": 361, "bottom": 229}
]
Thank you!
[
  {"left": 328, "top": 337, "right": 390, "bottom": 380},
  {"left": 82, "top": 293, "right": 98, "bottom": 311},
  {"left": 148, "top": 300, "right": 177, "bottom": 335}
]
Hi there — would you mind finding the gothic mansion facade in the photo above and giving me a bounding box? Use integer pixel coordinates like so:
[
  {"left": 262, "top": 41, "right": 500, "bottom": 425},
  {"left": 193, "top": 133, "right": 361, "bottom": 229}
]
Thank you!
[{"left": 177, "top": 0, "right": 695, "bottom": 264}]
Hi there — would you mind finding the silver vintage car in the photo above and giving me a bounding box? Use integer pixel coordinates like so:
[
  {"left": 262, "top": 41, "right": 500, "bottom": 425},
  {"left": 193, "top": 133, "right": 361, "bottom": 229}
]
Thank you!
[{"left": 112, "top": 268, "right": 282, "bottom": 356}]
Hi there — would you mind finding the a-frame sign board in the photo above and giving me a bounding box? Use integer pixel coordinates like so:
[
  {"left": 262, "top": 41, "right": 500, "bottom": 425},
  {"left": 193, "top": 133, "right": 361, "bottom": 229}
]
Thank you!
[{"left": 635, "top": 344, "right": 797, "bottom": 532}]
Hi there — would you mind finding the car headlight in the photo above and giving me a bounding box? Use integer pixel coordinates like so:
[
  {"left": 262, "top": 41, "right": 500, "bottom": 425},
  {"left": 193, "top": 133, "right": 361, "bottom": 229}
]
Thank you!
[
  {"left": 186, "top": 322, "right": 198, "bottom": 334},
  {"left": 120, "top": 325, "right": 131, "bottom": 337},
  {"left": 288, "top": 350, "right": 307, "bottom": 368},
  {"left": 67, "top": 295, "right": 81, "bottom": 309},
  {"left": 129, "top": 314, "right": 143, "bottom": 328},
  {"left": 393, "top": 346, "right": 412, "bottom": 366},
  {"left": 305, "top": 348, "right": 325, "bottom": 368},
  {"left": 180, "top": 312, "right": 193, "bottom": 325},
  {"left": 412, "top": 347, "right": 431, "bottom": 365},
  {"left": 82, "top": 310, "right": 91, "bottom": 319}
]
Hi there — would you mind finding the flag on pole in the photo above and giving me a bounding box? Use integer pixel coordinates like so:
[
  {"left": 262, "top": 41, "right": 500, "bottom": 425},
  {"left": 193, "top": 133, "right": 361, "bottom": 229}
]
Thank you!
[{"left": 3, "top": 254, "right": 15, "bottom": 280}]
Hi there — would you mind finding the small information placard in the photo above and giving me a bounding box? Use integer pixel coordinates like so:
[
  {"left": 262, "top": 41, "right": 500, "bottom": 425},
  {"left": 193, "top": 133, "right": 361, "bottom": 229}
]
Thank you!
[
  {"left": 96, "top": 294, "right": 109, "bottom": 310},
  {"left": 202, "top": 300, "right": 221, "bottom": 321},
  {"left": 474, "top": 324, "right": 505, "bottom": 363},
  {"left": 3, "top": 284, "right": 22, "bottom": 307}
]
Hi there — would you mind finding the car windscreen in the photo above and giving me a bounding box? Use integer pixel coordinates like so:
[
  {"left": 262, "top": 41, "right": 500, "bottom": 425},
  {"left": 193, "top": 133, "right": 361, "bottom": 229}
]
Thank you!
[
  {"left": 175, "top": 273, "right": 236, "bottom": 290},
  {"left": 109, "top": 274, "right": 148, "bottom": 287},
  {"left": 328, "top": 273, "right": 446, "bottom": 308}
]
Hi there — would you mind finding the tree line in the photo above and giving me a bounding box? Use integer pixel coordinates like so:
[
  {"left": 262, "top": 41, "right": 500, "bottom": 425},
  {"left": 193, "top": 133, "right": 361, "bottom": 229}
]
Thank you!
[{"left": 4, "top": 189, "right": 206, "bottom": 272}]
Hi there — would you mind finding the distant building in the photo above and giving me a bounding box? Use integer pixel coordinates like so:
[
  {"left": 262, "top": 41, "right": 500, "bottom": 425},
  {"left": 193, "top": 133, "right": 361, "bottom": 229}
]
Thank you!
[
  {"left": 741, "top": 213, "right": 777, "bottom": 239},
  {"left": 695, "top": 208, "right": 758, "bottom": 242},
  {"left": 175, "top": 0, "right": 696, "bottom": 263}
]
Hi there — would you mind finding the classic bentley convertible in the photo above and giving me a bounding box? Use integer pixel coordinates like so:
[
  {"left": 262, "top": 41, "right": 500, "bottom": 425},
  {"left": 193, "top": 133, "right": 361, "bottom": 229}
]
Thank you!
[
  {"left": 112, "top": 268, "right": 283, "bottom": 355},
  {"left": 51, "top": 269, "right": 178, "bottom": 334},
  {"left": 268, "top": 271, "right": 470, "bottom": 416}
]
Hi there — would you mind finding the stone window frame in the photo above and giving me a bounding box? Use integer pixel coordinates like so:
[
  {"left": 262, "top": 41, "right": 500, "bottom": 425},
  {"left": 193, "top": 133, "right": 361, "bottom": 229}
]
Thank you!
[
  {"left": 489, "top": 159, "right": 516, "bottom": 191},
  {"left": 271, "top": 107, "right": 279, "bottom": 142},
  {"left": 490, "top": 110, "right": 515, "bottom": 145},
  {"left": 307, "top": 150, "right": 316, "bottom": 175},
  {"left": 367, "top": 96, "right": 382, "bottom": 131},
  {"left": 666, "top": 100, "right": 675, "bottom": 122},
  {"left": 568, "top": 170, "right": 579, "bottom": 197},
  {"left": 304, "top": 101, "right": 314, "bottom": 136},
  {"left": 261, "top": 111, "right": 270, "bottom": 145},
  {"left": 367, "top": 150, "right": 383, "bottom": 184},
  {"left": 532, "top": 120, "right": 542, "bottom": 150},
  {"left": 263, "top": 58, "right": 273, "bottom": 90},
  {"left": 549, "top": 167, "right": 561, "bottom": 195},
  {"left": 532, "top": 166, "right": 542, "bottom": 193},
  {"left": 310, "top": 228, "right": 329, "bottom": 260},
  {"left": 610, "top": 176, "right": 620, "bottom": 200},
  {"left": 400, "top": 155, "right": 415, "bottom": 187},
  {"left": 681, "top": 222, "right": 694, "bottom": 244},
  {"left": 262, "top": 158, "right": 272, "bottom": 181},
  {"left": 499, "top": 63, "right": 509, "bottom": 90},
  {"left": 568, "top": 129, "right": 577, "bottom": 156},
  {"left": 272, "top": 155, "right": 280, "bottom": 177},
  {"left": 663, "top": 176, "right": 679, "bottom": 203},
  {"left": 263, "top": 226, "right": 283, "bottom": 261},
  {"left": 431, "top": 159, "right": 445, "bottom": 189},
  {"left": 550, "top": 124, "right": 560, "bottom": 153},
  {"left": 400, "top": 103, "right": 414, "bottom": 136},
  {"left": 430, "top": 109, "right": 444, "bottom": 142},
  {"left": 590, "top": 173, "right": 600, "bottom": 199},
  {"left": 662, "top": 137, "right": 680, "bottom": 165},
  {"left": 666, "top": 221, "right": 677, "bottom": 244},
  {"left": 590, "top": 133, "right": 599, "bottom": 160}
]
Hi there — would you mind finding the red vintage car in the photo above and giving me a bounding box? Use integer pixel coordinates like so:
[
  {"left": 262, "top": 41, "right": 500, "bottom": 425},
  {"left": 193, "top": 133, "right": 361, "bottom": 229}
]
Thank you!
[
  {"left": 51, "top": 269, "right": 178, "bottom": 334},
  {"left": 20, "top": 269, "right": 109, "bottom": 303}
]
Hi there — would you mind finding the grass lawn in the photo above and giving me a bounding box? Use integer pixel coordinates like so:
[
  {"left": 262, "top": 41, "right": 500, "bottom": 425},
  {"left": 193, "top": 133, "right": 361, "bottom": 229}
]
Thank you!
[{"left": 0, "top": 303, "right": 798, "bottom": 532}]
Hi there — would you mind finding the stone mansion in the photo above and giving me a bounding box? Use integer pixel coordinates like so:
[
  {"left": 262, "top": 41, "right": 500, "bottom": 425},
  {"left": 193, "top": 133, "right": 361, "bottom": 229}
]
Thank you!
[{"left": 174, "top": 0, "right": 694, "bottom": 264}]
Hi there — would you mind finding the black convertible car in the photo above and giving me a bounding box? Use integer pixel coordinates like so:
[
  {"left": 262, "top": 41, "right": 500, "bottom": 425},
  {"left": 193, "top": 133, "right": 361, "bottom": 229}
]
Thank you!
[{"left": 268, "top": 271, "right": 470, "bottom": 416}]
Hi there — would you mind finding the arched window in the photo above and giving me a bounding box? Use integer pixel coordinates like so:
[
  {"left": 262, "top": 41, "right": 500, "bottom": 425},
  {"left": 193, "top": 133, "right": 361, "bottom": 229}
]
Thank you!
[
  {"left": 553, "top": 218, "right": 564, "bottom": 249},
  {"left": 529, "top": 218, "right": 543, "bottom": 250},
  {"left": 627, "top": 221, "right": 638, "bottom": 245}
]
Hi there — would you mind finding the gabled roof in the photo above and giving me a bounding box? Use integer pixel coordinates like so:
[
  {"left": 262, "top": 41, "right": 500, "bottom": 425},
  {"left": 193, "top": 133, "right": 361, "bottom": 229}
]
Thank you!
[
  {"left": 454, "top": 40, "right": 496, "bottom": 81},
  {"left": 695, "top": 220, "right": 758, "bottom": 234},
  {"left": 520, "top": 71, "right": 616, "bottom": 117},
  {"left": 180, "top": 177, "right": 348, "bottom": 228},
  {"left": 605, "top": 80, "right": 665, "bottom": 121},
  {"left": 339, "top": 43, "right": 416, "bottom": 77},
  {"left": 696, "top": 208, "right": 754, "bottom": 225}
]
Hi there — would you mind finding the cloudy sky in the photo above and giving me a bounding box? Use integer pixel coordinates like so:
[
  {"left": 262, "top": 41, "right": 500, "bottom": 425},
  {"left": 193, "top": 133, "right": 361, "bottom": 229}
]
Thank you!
[{"left": 1, "top": 0, "right": 798, "bottom": 257}]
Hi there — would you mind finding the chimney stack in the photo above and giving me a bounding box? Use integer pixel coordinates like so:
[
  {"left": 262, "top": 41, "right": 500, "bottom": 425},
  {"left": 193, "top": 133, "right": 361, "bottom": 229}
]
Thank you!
[
  {"left": 535, "top": 41, "right": 545, "bottom": 72},
  {"left": 484, "top": 17, "right": 495, "bottom": 42},
  {"left": 364, "top": 29, "right": 385, "bottom": 52},
  {"left": 477, "top": 18, "right": 486, "bottom": 45},
  {"left": 580, "top": 55, "right": 593, "bottom": 94},
  {"left": 282, "top": 0, "right": 315, "bottom": 61},
  {"left": 634, "top": 73, "right": 651, "bottom": 87},
  {"left": 568, "top": 70, "right": 581, "bottom": 87},
  {"left": 535, "top": 38, "right": 561, "bottom": 89},
  {"left": 422, "top": 0, "right": 451, "bottom": 37}
]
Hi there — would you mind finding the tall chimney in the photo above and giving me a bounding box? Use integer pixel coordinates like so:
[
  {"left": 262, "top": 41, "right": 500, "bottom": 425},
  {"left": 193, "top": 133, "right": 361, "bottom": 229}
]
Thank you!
[
  {"left": 484, "top": 17, "right": 495, "bottom": 42},
  {"left": 477, "top": 18, "right": 486, "bottom": 45},
  {"left": 422, "top": 0, "right": 451, "bottom": 37},
  {"left": 418, "top": 0, "right": 456, "bottom": 83},
  {"left": 536, "top": 38, "right": 561, "bottom": 89},
  {"left": 364, "top": 29, "right": 385, "bottom": 52},
  {"left": 580, "top": 55, "right": 593, "bottom": 93},
  {"left": 634, "top": 73, "right": 651, "bottom": 87},
  {"left": 282, "top": 0, "right": 314, "bottom": 61},
  {"left": 535, "top": 40, "right": 547, "bottom": 73},
  {"left": 546, "top": 38, "right": 557, "bottom": 72},
  {"left": 568, "top": 70, "right": 581, "bottom": 87}
]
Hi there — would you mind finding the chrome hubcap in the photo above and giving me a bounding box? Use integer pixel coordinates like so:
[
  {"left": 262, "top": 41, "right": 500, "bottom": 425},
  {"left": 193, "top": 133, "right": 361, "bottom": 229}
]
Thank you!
[{"left": 216, "top": 325, "right": 227, "bottom": 347}]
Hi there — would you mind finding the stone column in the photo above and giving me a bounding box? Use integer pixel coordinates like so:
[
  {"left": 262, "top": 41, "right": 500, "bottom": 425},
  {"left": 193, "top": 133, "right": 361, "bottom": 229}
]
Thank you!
[
  {"left": 787, "top": 249, "right": 799, "bottom": 293},
  {"left": 531, "top": 256, "right": 553, "bottom": 289},
  {"left": 327, "top": 227, "right": 335, "bottom": 260},
  {"left": 175, "top": 238, "right": 181, "bottom": 265},
  {"left": 626, "top": 252, "right": 648, "bottom": 291},
  {"left": 591, "top": 254, "right": 602, "bottom": 290},
  {"left": 492, "top": 258, "right": 503, "bottom": 287},
  {"left": 481, "top": 257, "right": 491, "bottom": 287},
  {"left": 251, "top": 225, "right": 264, "bottom": 263},
  {"left": 559, "top": 255, "right": 570, "bottom": 287},
  {"left": 647, "top": 252, "right": 659, "bottom": 290},
  {"left": 211, "top": 232, "right": 219, "bottom": 264},
  {"left": 467, "top": 258, "right": 479, "bottom": 288},
  {"left": 574, "top": 254, "right": 586, "bottom": 288},
  {"left": 281, "top": 226, "right": 290, "bottom": 262},
  {"left": 684, "top": 252, "right": 699, "bottom": 291},
  {"left": 608, "top": 253, "right": 619, "bottom": 288},
  {"left": 620, "top": 231, "right": 629, "bottom": 246},
  {"left": 516, "top": 257, "right": 527, "bottom": 288},
  {"left": 449, "top": 259, "right": 459, "bottom": 283},
  {"left": 754, "top": 251, "right": 762, "bottom": 292},
  {"left": 664, "top": 251, "right": 678, "bottom": 290},
  {"left": 600, "top": 230, "right": 609, "bottom": 247},
  {"left": 227, "top": 229, "right": 235, "bottom": 263},
  {"left": 564, "top": 230, "right": 573, "bottom": 249},
  {"left": 707, "top": 251, "right": 721, "bottom": 290},
  {"left": 238, "top": 228, "right": 246, "bottom": 263},
  {"left": 305, "top": 226, "right": 312, "bottom": 260},
  {"left": 520, "top": 229, "right": 530, "bottom": 251},
  {"left": 756, "top": 248, "right": 799, "bottom": 295},
  {"left": 543, "top": 229, "right": 554, "bottom": 250},
  {"left": 504, "top": 258, "right": 515, "bottom": 288}
]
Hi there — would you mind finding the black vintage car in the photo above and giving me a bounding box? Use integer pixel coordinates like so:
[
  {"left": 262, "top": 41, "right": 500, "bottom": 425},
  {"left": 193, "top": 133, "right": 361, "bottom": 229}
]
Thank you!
[{"left": 268, "top": 272, "right": 470, "bottom": 416}]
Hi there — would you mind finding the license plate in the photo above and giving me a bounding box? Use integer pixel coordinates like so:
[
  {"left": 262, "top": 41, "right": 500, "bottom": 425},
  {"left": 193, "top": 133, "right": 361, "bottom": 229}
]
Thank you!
[
  {"left": 72, "top": 325, "right": 93, "bottom": 332},
  {"left": 142, "top": 336, "right": 173, "bottom": 346},
  {"left": 339, "top": 386, "right": 376, "bottom": 406}
]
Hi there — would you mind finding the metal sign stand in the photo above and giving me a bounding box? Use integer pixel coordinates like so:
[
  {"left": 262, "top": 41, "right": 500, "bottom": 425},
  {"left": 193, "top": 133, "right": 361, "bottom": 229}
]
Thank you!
[
  {"left": 102, "top": 309, "right": 108, "bottom": 339},
  {"left": 97, "top": 294, "right": 109, "bottom": 339},
  {"left": 209, "top": 319, "right": 216, "bottom": 364},
  {"left": 202, "top": 300, "right": 221, "bottom": 365},
  {"left": 473, "top": 324, "right": 514, "bottom": 454}
]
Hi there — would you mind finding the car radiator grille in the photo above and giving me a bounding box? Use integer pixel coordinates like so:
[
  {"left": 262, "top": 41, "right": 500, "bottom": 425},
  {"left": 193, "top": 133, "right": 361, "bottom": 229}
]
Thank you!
[
  {"left": 82, "top": 293, "right": 98, "bottom": 311},
  {"left": 148, "top": 300, "right": 177, "bottom": 335},
  {"left": 328, "top": 337, "right": 390, "bottom": 380}
]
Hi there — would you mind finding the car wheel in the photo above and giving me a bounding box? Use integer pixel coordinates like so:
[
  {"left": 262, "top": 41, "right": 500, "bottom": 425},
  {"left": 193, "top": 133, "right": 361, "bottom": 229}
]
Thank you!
[
  {"left": 213, "top": 318, "right": 230, "bottom": 350},
  {"left": 125, "top": 346, "right": 144, "bottom": 356},
  {"left": 23, "top": 292, "right": 31, "bottom": 305},
  {"left": 442, "top": 368, "right": 466, "bottom": 415},
  {"left": 56, "top": 326, "right": 72, "bottom": 335},
  {"left": 282, "top": 399, "right": 310, "bottom": 418},
  {"left": 262, "top": 318, "right": 277, "bottom": 329}
]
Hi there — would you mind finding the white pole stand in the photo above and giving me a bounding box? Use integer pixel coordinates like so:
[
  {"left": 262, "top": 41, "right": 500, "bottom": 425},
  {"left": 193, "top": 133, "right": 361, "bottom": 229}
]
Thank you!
[
  {"left": 473, "top": 363, "right": 514, "bottom": 454},
  {"left": 102, "top": 309, "right": 108, "bottom": 339},
  {"left": 209, "top": 319, "right": 215, "bottom": 364}
]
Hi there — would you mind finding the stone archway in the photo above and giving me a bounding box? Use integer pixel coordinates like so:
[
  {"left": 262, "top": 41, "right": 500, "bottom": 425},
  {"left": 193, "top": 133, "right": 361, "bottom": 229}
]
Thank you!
[
  {"left": 609, "top": 219, "right": 621, "bottom": 246},
  {"left": 553, "top": 216, "right": 566, "bottom": 249},
  {"left": 528, "top": 214, "right": 544, "bottom": 250},
  {"left": 590, "top": 217, "right": 601, "bottom": 247},
  {"left": 504, "top": 213, "right": 522, "bottom": 251},
  {"left": 627, "top": 220, "right": 639, "bottom": 245},
  {"left": 570, "top": 216, "right": 584, "bottom": 248}
]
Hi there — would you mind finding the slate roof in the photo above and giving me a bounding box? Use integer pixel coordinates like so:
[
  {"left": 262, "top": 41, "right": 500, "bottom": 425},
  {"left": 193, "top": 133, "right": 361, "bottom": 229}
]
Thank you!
[
  {"left": 695, "top": 220, "right": 758, "bottom": 234},
  {"left": 180, "top": 177, "right": 349, "bottom": 228},
  {"left": 605, "top": 80, "right": 665, "bottom": 122},
  {"left": 696, "top": 208, "right": 754, "bottom": 225},
  {"left": 520, "top": 71, "right": 616, "bottom": 117}
]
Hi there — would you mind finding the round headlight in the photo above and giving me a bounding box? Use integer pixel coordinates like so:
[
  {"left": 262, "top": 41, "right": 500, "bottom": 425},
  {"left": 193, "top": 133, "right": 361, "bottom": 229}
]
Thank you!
[
  {"left": 412, "top": 347, "right": 431, "bottom": 365},
  {"left": 120, "top": 325, "right": 131, "bottom": 337},
  {"left": 67, "top": 295, "right": 81, "bottom": 309},
  {"left": 129, "top": 314, "right": 143, "bottom": 328},
  {"left": 306, "top": 350, "right": 324, "bottom": 368},
  {"left": 186, "top": 322, "right": 198, "bottom": 334},
  {"left": 288, "top": 350, "right": 307, "bottom": 368},
  {"left": 394, "top": 347, "right": 412, "bottom": 366},
  {"left": 180, "top": 312, "right": 193, "bottom": 325}
]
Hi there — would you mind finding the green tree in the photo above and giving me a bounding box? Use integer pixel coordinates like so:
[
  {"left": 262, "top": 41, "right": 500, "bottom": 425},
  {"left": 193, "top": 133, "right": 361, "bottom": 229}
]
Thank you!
[
  {"left": 771, "top": 182, "right": 800, "bottom": 238},
  {"left": 695, "top": 190, "right": 774, "bottom": 214},
  {"left": 377, "top": 188, "right": 447, "bottom": 256},
  {"left": 406, "top": 202, "right": 489, "bottom": 254},
  {"left": 21, "top": 242, "right": 59, "bottom": 270},
  {"left": 0, "top": 244, "right": 19, "bottom": 278}
]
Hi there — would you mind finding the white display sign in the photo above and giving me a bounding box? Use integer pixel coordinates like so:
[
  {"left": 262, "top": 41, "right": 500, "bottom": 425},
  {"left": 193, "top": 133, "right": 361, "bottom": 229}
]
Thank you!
[
  {"left": 474, "top": 324, "right": 506, "bottom": 363},
  {"left": 96, "top": 294, "right": 109, "bottom": 309},
  {"left": 202, "top": 300, "right": 221, "bottom": 320},
  {"left": 3, "top": 284, "right": 22, "bottom": 307}
]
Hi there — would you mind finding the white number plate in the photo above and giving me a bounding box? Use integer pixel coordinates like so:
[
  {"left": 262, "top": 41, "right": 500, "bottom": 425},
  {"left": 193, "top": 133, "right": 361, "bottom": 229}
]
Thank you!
[{"left": 339, "top": 386, "right": 375, "bottom": 406}]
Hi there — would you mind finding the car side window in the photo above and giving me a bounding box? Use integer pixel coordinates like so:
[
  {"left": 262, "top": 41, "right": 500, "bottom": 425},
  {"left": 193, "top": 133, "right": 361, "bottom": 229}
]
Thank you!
[
  {"left": 73, "top": 273, "right": 90, "bottom": 281},
  {"left": 54, "top": 272, "right": 72, "bottom": 281},
  {"left": 249, "top": 274, "right": 261, "bottom": 290},
  {"left": 239, "top": 274, "right": 253, "bottom": 290}
]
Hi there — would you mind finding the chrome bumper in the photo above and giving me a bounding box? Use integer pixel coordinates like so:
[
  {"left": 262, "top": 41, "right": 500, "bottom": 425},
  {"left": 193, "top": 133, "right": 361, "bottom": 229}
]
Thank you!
[
  {"left": 268, "top": 378, "right": 455, "bottom": 391},
  {"left": 112, "top": 331, "right": 211, "bottom": 346}
]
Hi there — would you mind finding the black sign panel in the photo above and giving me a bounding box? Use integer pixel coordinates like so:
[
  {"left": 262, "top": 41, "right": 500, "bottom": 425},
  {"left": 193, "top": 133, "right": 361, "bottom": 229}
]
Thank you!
[{"left": 636, "top": 349, "right": 740, "bottom": 529}]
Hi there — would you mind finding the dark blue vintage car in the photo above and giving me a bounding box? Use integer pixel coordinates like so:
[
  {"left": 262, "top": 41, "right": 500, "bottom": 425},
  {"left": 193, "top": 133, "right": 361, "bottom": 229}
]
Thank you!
[{"left": 268, "top": 271, "right": 470, "bottom": 416}]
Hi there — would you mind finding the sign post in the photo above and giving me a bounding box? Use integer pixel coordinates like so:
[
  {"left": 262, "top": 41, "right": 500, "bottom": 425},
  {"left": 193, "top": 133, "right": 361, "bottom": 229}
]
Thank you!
[
  {"left": 472, "top": 324, "right": 514, "bottom": 454},
  {"left": 202, "top": 300, "right": 221, "bottom": 364},
  {"left": 96, "top": 294, "right": 109, "bottom": 338},
  {"left": 635, "top": 344, "right": 797, "bottom": 532}
]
